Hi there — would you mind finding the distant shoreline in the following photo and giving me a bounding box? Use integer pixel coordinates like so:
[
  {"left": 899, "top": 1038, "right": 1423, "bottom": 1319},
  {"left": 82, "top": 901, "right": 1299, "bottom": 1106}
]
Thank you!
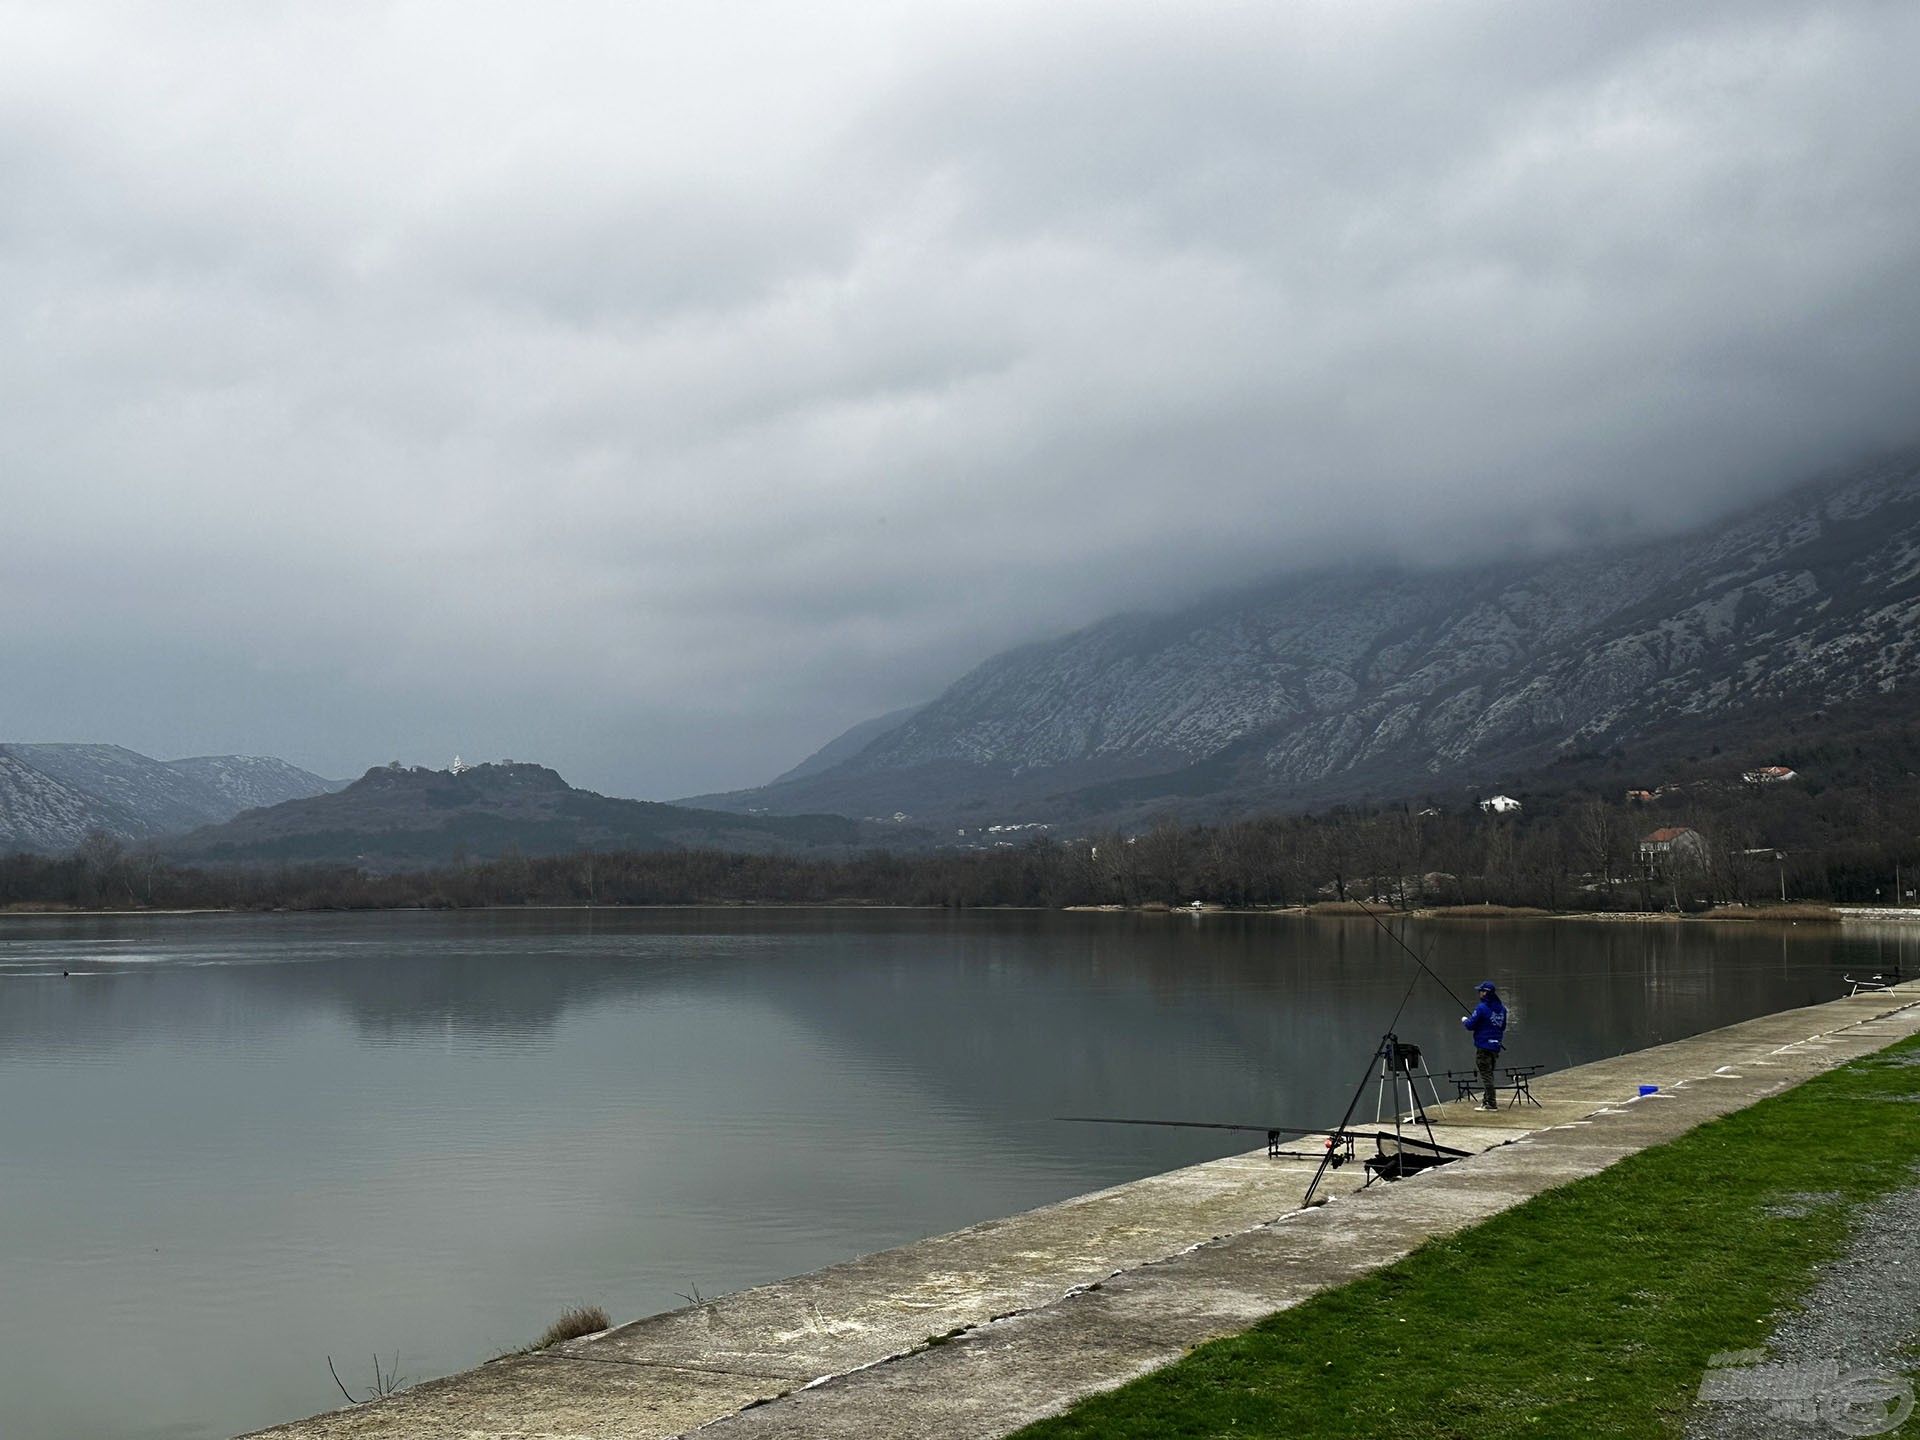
[
  {"left": 0, "top": 906, "right": 236, "bottom": 919},
  {"left": 0, "top": 901, "right": 953, "bottom": 920},
  {"left": 5, "top": 900, "right": 1918, "bottom": 926},
  {"left": 1075, "top": 901, "right": 1920, "bottom": 926}
]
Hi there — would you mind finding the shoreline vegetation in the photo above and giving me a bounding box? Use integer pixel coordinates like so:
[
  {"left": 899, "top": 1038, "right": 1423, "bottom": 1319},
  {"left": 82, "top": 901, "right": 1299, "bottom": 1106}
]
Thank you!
[
  {"left": 5, "top": 896, "right": 1913, "bottom": 927},
  {"left": 1083, "top": 900, "right": 1885, "bottom": 925},
  {"left": 4, "top": 756, "right": 1915, "bottom": 918}
]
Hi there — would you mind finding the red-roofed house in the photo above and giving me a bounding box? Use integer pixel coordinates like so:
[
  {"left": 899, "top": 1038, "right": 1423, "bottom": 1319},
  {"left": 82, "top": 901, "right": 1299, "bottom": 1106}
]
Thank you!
[{"left": 1640, "top": 825, "right": 1709, "bottom": 875}]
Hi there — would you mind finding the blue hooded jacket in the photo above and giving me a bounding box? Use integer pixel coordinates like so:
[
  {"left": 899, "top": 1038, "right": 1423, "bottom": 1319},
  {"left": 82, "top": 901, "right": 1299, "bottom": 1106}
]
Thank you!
[{"left": 1462, "top": 984, "right": 1507, "bottom": 1052}]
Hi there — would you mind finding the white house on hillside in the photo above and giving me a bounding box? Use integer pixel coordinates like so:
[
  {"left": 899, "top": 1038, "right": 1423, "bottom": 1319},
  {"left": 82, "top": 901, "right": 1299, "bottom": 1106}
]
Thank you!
[{"left": 1479, "top": 794, "right": 1521, "bottom": 814}]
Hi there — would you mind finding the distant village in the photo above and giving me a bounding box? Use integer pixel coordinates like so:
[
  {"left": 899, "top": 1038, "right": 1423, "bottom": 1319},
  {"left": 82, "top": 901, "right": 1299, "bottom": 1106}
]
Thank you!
[
  {"left": 1458, "top": 766, "right": 1807, "bottom": 893},
  {"left": 1454, "top": 765, "right": 1811, "bottom": 901},
  {"left": 887, "top": 752, "right": 1903, "bottom": 914}
]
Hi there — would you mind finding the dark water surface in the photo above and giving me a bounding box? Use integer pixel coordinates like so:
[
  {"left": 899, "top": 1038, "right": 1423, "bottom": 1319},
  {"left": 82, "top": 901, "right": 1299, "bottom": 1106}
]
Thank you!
[{"left": 2, "top": 908, "right": 1912, "bottom": 1440}]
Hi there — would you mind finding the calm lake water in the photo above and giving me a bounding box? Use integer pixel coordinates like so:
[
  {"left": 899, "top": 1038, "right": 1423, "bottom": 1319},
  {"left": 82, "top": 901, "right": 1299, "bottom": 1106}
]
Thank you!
[{"left": 2, "top": 908, "right": 1913, "bottom": 1440}]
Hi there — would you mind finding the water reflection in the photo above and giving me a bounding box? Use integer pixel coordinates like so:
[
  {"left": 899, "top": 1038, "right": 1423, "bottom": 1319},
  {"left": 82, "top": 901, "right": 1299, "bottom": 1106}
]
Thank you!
[{"left": 0, "top": 909, "right": 1909, "bottom": 1440}]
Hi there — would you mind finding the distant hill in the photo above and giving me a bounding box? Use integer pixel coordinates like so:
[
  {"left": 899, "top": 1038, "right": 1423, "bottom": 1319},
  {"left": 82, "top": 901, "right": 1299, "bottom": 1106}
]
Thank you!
[
  {"left": 162, "top": 761, "right": 862, "bottom": 867},
  {"left": 690, "top": 452, "right": 1920, "bottom": 830},
  {"left": 0, "top": 743, "right": 342, "bottom": 852}
]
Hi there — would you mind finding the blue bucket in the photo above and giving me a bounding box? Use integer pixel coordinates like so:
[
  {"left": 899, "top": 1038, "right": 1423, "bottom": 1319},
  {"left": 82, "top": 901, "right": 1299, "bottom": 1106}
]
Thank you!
[{"left": 1637, "top": 1084, "right": 1659, "bottom": 1096}]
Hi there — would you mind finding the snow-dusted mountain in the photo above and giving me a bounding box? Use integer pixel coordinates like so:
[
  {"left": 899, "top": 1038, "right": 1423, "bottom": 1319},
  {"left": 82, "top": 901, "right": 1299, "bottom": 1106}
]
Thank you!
[
  {"left": 6, "top": 745, "right": 247, "bottom": 837},
  {"left": 0, "top": 751, "right": 141, "bottom": 853},
  {"left": 700, "top": 453, "right": 1920, "bottom": 827},
  {"left": 0, "top": 744, "right": 340, "bottom": 852},
  {"left": 164, "top": 754, "right": 344, "bottom": 816}
]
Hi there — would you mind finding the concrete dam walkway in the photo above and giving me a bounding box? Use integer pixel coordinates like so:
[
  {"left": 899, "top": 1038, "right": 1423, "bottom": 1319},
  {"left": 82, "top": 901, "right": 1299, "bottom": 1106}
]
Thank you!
[{"left": 247, "top": 981, "right": 1920, "bottom": 1440}]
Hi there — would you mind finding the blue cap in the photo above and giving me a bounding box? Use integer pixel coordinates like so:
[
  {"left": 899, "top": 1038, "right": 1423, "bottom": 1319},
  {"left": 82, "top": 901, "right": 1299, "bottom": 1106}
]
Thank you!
[{"left": 1478, "top": 980, "right": 1497, "bottom": 991}]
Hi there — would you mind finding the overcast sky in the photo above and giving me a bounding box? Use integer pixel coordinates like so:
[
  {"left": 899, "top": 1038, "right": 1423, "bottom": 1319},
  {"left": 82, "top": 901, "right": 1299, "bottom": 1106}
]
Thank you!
[{"left": 3, "top": 0, "right": 1917, "bottom": 797}]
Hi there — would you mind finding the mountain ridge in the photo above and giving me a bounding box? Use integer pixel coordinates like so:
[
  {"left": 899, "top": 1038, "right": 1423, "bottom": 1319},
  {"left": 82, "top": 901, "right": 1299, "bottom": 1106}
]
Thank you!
[
  {"left": 695, "top": 453, "right": 1920, "bottom": 828},
  {"left": 770, "top": 704, "right": 926, "bottom": 786},
  {"left": 0, "top": 744, "right": 342, "bottom": 852}
]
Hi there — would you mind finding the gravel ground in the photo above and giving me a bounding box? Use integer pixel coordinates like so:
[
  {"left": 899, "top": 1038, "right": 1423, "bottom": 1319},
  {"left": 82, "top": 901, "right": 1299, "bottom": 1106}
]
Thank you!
[
  {"left": 1764, "top": 1192, "right": 1845, "bottom": 1220},
  {"left": 1687, "top": 1170, "right": 1920, "bottom": 1438}
]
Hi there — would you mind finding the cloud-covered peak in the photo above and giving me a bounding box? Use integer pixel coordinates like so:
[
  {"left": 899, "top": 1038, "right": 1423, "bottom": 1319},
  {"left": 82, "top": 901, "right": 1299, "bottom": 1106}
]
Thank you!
[{"left": 4, "top": 1, "right": 1917, "bottom": 795}]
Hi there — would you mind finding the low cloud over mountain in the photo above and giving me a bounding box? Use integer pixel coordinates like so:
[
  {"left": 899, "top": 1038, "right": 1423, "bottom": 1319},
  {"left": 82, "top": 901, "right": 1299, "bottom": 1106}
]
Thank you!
[
  {"left": 3, "top": 3, "right": 1919, "bottom": 795},
  {"left": 702, "top": 456, "right": 1920, "bottom": 827}
]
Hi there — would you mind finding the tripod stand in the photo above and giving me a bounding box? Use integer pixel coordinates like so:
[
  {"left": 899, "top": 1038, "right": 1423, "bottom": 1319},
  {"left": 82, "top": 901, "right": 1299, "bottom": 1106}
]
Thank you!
[
  {"left": 1299, "top": 910, "right": 1478, "bottom": 1209},
  {"left": 1374, "top": 1034, "right": 1442, "bottom": 1125},
  {"left": 1301, "top": 1029, "right": 1461, "bottom": 1207}
]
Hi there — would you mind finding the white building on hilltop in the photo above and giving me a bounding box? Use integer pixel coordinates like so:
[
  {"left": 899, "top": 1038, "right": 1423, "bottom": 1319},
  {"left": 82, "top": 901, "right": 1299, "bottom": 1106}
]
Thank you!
[
  {"left": 449, "top": 755, "right": 472, "bottom": 775},
  {"left": 1479, "top": 794, "right": 1521, "bottom": 814}
]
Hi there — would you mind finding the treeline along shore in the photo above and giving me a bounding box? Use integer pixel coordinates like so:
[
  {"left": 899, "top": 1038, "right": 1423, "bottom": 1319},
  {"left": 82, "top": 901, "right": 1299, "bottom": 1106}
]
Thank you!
[{"left": 7, "top": 748, "right": 1918, "bottom": 914}]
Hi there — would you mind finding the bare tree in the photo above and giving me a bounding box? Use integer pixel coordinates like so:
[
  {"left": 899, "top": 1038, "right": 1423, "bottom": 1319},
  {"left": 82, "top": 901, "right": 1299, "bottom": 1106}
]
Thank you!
[
  {"left": 1572, "top": 801, "right": 1623, "bottom": 895},
  {"left": 1135, "top": 820, "right": 1189, "bottom": 903},
  {"left": 76, "top": 830, "right": 131, "bottom": 907}
]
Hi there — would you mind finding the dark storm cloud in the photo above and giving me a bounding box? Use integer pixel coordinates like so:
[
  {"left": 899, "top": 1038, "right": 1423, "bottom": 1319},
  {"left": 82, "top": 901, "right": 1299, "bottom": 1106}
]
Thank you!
[{"left": 2, "top": 0, "right": 1917, "bottom": 795}]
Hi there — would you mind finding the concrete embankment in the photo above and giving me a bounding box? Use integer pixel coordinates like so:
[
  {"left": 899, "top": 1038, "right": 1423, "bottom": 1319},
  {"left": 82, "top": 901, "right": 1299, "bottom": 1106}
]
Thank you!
[
  {"left": 1839, "top": 905, "right": 1920, "bottom": 925},
  {"left": 247, "top": 982, "right": 1920, "bottom": 1440}
]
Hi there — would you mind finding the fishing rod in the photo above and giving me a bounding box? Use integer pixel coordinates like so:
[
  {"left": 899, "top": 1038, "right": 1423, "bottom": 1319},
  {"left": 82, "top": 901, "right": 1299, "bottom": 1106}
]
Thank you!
[
  {"left": 1055, "top": 1116, "right": 1461, "bottom": 1161},
  {"left": 1347, "top": 895, "right": 1473, "bottom": 1011},
  {"left": 1058, "top": 1115, "right": 1348, "bottom": 1159},
  {"left": 1059, "top": 1116, "right": 1331, "bottom": 1135}
]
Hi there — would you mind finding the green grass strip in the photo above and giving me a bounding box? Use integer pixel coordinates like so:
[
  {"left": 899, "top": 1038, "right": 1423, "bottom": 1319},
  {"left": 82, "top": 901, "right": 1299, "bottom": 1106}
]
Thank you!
[{"left": 1014, "top": 1034, "right": 1920, "bottom": 1439}]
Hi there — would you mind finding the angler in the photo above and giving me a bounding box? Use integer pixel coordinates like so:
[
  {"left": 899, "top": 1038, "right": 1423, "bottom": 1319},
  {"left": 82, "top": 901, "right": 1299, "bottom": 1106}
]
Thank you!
[{"left": 1462, "top": 980, "right": 1508, "bottom": 1111}]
